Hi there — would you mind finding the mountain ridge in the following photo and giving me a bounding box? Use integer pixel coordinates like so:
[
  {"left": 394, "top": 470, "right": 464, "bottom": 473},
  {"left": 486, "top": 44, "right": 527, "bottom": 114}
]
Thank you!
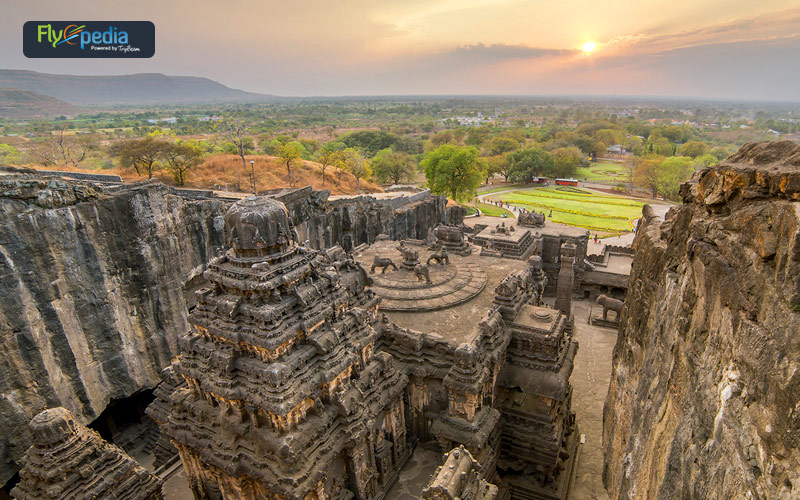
[
  {"left": 0, "top": 87, "right": 82, "bottom": 118},
  {"left": 0, "top": 69, "right": 274, "bottom": 106}
]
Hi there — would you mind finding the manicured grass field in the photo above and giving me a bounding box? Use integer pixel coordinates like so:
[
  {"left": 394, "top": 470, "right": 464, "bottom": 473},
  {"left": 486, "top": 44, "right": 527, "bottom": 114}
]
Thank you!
[
  {"left": 576, "top": 162, "right": 630, "bottom": 183},
  {"left": 463, "top": 206, "right": 479, "bottom": 216},
  {"left": 477, "top": 184, "right": 525, "bottom": 195},
  {"left": 473, "top": 202, "right": 514, "bottom": 218},
  {"left": 487, "top": 186, "right": 643, "bottom": 232}
]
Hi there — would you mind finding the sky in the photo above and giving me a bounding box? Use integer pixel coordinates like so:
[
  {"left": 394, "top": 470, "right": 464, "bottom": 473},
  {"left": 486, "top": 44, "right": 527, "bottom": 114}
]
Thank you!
[{"left": 2, "top": 0, "right": 800, "bottom": 100}]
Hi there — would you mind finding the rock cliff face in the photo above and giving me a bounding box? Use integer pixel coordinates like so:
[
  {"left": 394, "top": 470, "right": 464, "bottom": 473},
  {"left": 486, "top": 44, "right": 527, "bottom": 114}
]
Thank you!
[
  {"left": 603, "top": 141, "right": 800, "bottom": 499},
  {"left": 0, "top": 175, "right": 227, "bottom": 485},
  {"left": 0, "top": 174, "right": 457, "bottom": 486},
  {"left": 271, "top": 186, "right": 462, "bottom": 251}
]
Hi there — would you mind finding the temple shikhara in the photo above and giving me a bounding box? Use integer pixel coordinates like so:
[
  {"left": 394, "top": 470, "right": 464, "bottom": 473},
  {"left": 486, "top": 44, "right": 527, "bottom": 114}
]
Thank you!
[
  {"left": 146, "top": 195, "right": 582, "bottom": 499},
  {"left": 148, "top": 197, "right": 409, "bottom": 498}
]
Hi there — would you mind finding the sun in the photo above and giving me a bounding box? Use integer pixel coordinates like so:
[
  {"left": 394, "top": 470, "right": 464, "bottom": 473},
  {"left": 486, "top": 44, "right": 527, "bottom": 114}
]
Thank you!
[{"left": 581, "top": 41, "right": 597, "bottom": 54}]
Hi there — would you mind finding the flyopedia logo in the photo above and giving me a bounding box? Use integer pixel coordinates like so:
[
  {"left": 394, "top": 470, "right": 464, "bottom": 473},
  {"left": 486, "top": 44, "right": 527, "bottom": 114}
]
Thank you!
[{"left": 24, "top": 21, "right": 154, "bottom": 58}]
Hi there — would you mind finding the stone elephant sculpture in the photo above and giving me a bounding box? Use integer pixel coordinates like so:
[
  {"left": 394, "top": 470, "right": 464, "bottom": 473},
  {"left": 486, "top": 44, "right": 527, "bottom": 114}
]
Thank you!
[
  {"left": 597, "top": 294, "right": 623, "bottom": 321},
  {"left": 370, "top": 256, "right": 398, "bottom": 274}
]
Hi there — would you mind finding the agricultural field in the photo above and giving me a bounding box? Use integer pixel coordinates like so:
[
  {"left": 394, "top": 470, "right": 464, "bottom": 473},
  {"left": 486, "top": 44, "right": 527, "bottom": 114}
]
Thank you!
[
  {"left": 575, "top": 161, "right": 631, "bottom": 183},
  {"left": 486, "top": 186, "right": 644, "bottom": 232}
]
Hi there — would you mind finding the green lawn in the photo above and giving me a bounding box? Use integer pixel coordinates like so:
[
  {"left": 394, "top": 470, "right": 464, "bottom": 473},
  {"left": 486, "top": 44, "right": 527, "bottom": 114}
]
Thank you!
[
  {"left": 575, "top": 162, "right": 630, "bottom": 183},
  {"left": 474, "top": 202, "right": 514, "bottom": 218},
  {"left": 477, "top": 184, "right": 524, "bottom": 195},
  {"left": 488, "top": 186, "right": 643, "bottom": 232},
  {"left": 463, "top": 205, "right": 479, "bottom": 216}
]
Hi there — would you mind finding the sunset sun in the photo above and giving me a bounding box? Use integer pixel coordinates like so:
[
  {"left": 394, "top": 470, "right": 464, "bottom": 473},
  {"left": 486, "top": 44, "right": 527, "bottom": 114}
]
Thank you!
[{"left": 581, "top": 41, "right": 597, "bottom": 53}]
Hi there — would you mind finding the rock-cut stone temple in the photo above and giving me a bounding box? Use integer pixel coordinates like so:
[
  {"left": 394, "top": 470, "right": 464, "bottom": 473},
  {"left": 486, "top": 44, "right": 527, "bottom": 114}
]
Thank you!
[{"left": 148, "top": 197, "right": 409, "bottom": 498}]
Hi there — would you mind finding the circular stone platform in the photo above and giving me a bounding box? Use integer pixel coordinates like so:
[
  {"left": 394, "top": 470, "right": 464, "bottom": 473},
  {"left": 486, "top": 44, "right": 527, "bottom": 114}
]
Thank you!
[{"left": 356, "top": 241, "right": 487, "bottom": 311}]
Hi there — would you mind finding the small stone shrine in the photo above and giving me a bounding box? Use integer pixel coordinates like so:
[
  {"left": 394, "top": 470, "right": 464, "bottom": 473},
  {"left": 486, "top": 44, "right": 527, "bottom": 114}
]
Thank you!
[
  {"left": 11, "top": 407, "right": 163, "bottom": 500},
  {"left": 421, "top": 446, "right": 499, "bottom": 500}
]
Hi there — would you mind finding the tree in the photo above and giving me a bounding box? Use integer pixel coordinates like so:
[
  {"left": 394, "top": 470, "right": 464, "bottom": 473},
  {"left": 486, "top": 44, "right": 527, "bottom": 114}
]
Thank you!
[
  {"left": 316, "top": 141, "right": 346, "bottom": 186},
  {"left": 551, "top": 146, "right": 585, "bottom": 178},
  {"left": 371, "top": 148, "right": 415, "bottom": 185},
  {"left": 486, "top": 154, "right": 512, "bottom": 182},
  {"left": 677, "top": 140, "right": 708, "bottom": 158},
  {"left": 508, "top": 147, "right": 554, "bottom": 183},
  {"left": 421, "top": 144, "right": 484, "bottom": 201},
  {"left": 115, "top": 137, "right": 169, "bottom": 179},
  {"left": 163, "top": 141, "right": 205, "bottom": 186},
  {"left": 657, "top": 156, "right": 694, "bottom": 200},
  {"left": 484, "top": 136, "right": 519, "bottom": 156},
  {"left": 276, "top": 141, "right": 305, "bottom": 187},
  {"left": 343, "top": 148, "right": 372, "bottom": 194},
  {"left": 219, "top": 117, "right": 255, "bottom": 193},
  {"left": 465, "top": 126, "right": 492, "bottom": 147},
  {"left": 634, "top": 155, "right": 663, "bottom": 197},
  {"left": 0, "top": 144, "right": 22, "bottom": 165},
  {"left": 29, "top": 129, "right": 93, "bottom": 167}
]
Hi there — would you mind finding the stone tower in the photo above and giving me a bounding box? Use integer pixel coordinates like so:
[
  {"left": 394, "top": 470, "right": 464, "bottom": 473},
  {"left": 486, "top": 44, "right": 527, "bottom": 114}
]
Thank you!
[
  {"left": 554, "top": 242, "right": 576, "bottom": 316},
  {"left": 149, "top": 197, "right": 408, "bottom": 499},
  {"left": 11, "top": 407, "right": 163, "bottom": 500}
]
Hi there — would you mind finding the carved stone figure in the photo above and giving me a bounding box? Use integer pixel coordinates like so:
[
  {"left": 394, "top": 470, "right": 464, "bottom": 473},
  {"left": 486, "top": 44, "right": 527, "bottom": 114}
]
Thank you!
[
  {"left": 427, "top": 247, "right": 449, "bottom": 266},
  {"left": 528, "top": 255, "right": 547, "bottom": 306},
  {"left": 370, "top": 255, "right": 398, "bottom": 274},
  {"left": 597, "top": 294, "right": 624, "bottom": 321},
  {"left": 397, "top": 240, "right": 420, "bottom": 269},
  {"left": 518, "top": 210, "right": 545, "bottom": 227},
  {"left": 414, "top": 264, "right": 432, "bottom": 283}
]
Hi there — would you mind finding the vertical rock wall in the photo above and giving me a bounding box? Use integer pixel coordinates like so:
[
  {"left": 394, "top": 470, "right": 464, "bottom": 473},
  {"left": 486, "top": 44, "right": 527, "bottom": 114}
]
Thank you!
[
  {"left": 0, "top": 176, "right": 227, "bottom": 485},
  {"left": 0, "top": 177, "right": 456, "bottom": 486},
  {"left": 602, "top": 141, "right": 800, "bottom": 499}
]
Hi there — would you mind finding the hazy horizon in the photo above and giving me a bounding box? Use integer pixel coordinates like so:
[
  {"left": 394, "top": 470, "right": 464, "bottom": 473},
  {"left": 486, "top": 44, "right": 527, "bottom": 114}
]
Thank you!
[{"left": 4, "top": 0, "right": 800, "bottom": 101}]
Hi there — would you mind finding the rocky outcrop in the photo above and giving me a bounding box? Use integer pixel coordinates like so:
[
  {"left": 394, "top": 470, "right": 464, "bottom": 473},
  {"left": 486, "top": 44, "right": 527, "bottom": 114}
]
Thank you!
[
  {"left": 271, "top": 186, "right": 462, "bottom": 251},
  {"left": 0, "top": 175, "right": 458, "bottom": 486},
  {"left": 602, "top": 141, "right": 800, "bottom": 499},
  {"left": 0, "top": 175, "right": 227, "bottom": 485}
]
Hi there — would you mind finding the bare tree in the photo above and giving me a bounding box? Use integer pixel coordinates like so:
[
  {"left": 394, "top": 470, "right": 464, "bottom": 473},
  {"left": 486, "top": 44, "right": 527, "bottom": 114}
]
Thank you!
[
  {"left": 28, "top": 129, "right": 91, "bottom": 167},
  {"left": 219, "top": 117, "right": 255, "bottom": 193}
]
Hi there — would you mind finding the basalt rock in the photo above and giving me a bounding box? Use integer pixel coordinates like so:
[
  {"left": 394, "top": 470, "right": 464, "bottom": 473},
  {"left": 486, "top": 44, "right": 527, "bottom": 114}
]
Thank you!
[
  {"left": 11, "top": 407, "right": 163, "bottom": 500},
  {"left": 0, "top": 175, "right": 227, "bottom": 485},
  {"left": 149, "top": 196, "right": 409, "bottom": 499},
  {"left": 602, "top": 141, "right": 800, "bottom": 499}
]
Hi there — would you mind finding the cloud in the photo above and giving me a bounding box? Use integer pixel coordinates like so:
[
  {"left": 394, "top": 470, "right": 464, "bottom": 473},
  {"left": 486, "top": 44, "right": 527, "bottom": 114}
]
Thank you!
[{"left": 447, "top": 43, "right": 577, "bottom": 61}]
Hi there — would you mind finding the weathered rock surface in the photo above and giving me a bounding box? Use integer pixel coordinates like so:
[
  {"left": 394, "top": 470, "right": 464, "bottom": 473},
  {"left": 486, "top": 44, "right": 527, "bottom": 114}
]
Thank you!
[
  {"left": 271, "top": 186, "right": 462, "bottom": 251},
  {"left": 0, "top": 174, "right": 456, "bottom": 486},
  {"left": 11, "top": 407, "right": 163, "bottom": 500},
  {"left": 603, "top": 141, "right": 800, "bottom": 499},
  {"left": 0, "top": 175, "right": 227, "bottom": 485}
]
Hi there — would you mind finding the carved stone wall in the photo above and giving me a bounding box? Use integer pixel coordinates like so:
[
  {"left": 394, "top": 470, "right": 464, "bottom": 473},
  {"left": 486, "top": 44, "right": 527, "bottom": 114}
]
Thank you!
[{"left": 149, "top": 197, "right": 409, "bottom": 499}]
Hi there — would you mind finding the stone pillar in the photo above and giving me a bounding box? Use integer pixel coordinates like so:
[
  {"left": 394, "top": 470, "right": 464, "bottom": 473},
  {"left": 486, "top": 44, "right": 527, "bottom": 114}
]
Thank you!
[{"left": 555, "top": 242, "right": 576, "bottom": 317}]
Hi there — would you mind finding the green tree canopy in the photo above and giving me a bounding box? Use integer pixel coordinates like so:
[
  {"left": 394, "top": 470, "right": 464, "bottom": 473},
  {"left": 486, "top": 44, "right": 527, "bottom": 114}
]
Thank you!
[
  {"left": 421, "top": 144, "right": 484, "bottom": 202},
  {"left": 371, "top": 148, "right": 416, "bottom": 185},
  {"left": 677, "top": 140, "right": 708, "bottom": 158},
  {"left": 276, "top": 141, "right": 306, "bottom": 187},
  {"left": 508, "top": 147, "right": 554, "bottom": 183},
  {"left": 484, "top": 135, "right": 520, "bottom": 156},
  {"left": 343, "top": 148, "right": 372, "bottom": 193},
  {"left": 0, "top": 144, "right": 22, "bottom": 164},
  {"left": 163, "top": 141, "right": 205, "bottom": 186}
]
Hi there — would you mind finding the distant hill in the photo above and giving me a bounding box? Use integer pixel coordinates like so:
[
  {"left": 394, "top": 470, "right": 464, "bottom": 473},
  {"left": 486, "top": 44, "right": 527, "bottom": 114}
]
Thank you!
[
  {"left": 0, "top": 88, "right": 82, "bottom": 118},
  {"left": 0, "top": 70, "right": 274, "bottom": 106}
]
